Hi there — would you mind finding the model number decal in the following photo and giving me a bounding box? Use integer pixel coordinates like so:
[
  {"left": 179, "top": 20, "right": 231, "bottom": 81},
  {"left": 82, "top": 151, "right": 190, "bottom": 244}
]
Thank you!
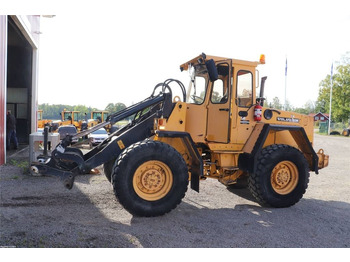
[
  {"left": 240, "top": 117, "right": 250, "bottom": 124},
  {"left": 117, "top": 140, "right": 125, "bottom": 150},
  {"left": 277, "top": 117, "right": 300, "bottom": 123}
]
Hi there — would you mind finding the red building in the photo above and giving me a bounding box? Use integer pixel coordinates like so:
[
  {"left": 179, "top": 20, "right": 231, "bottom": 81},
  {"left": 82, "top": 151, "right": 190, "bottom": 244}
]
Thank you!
[{"left": 309, "top": 112, "right": 329, "bottom": 122}]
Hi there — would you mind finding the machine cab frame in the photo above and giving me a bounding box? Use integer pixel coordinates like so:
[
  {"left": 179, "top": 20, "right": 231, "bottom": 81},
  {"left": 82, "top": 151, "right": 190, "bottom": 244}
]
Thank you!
[{"left": 182, "top": 55, "right": 258, "bottom": 145}]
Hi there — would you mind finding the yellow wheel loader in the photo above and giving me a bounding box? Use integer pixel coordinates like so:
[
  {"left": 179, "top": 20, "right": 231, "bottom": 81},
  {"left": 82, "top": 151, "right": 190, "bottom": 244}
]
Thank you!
[
  {"left": 60, "top": 110, "right": 93, "bottom": 131},
  {"left": 31, "top": 53, "right": 329, "bottom": 217},
  {"left": 37, "top": 110, "right": 53, "bottom": 128},
  {"left": 90, "top": 111, "right": 112, "bottom": 132},
  {"left": 91, "top": 111, "right": 109, "bottom": 123},
  {"left": 60, "top": 110, "right": 81, "bottom": 128}
]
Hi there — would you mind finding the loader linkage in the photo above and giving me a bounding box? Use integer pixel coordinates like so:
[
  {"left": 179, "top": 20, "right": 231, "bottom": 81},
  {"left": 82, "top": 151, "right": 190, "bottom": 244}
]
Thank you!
[{"left": 31, "top": 92, "right": 173, "bottom": 189}]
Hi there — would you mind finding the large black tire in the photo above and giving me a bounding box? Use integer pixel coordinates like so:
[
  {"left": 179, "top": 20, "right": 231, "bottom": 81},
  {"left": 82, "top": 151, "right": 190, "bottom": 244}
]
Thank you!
[
  {"left": 342, "top": 128, "right": 350, "bottom": 137},
  {"left": 103, "top": 158, "right": 116, "bottom": 182},
  {"left": 111, "top": 140, "right": 189, "bottom": 217},
  {"left": 248, "top": 144, "right": 310, "bottom": 208}
]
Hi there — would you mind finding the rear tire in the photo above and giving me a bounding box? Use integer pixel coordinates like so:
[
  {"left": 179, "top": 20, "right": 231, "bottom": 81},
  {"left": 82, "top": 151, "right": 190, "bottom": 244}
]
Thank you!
[
  {"left": 111, "top": 140, "right": 189, "bottom": 217},
  {"left": 248, "top": 144, "right": 309, "bottom": 208}
]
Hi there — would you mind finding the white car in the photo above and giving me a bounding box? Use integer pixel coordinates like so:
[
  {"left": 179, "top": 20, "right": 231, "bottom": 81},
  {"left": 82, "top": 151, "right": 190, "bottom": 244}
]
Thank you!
[{"left": 89, "top": 128, "right": 108, "bottom": 147}]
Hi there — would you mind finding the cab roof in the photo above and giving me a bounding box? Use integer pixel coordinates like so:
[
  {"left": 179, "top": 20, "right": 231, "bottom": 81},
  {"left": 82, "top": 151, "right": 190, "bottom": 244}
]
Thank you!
[{"left": 180, "top": 54, "right": 260, "bottom": 71}]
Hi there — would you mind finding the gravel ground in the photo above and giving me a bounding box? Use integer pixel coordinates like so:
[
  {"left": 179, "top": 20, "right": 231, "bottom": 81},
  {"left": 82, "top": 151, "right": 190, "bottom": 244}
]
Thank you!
[{"left": 0, "top": 134, "right": 349, "bottom": 248}]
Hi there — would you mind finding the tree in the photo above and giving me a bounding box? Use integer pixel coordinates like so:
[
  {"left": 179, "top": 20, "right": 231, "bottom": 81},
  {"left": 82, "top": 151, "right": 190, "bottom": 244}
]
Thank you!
[
  {"left": 269, "top": 97, "right": 283, "bottom": 110},
  {"left": 294, "top": 100, "right": 315, "bottom": 115},
  {"left": 39, "top": 104, "right": 72, "bottom": 120},
  {"left": 316, "top": 53, "right": 350, "bottom": 123},
  {"left": 105, "top": 103, "right": 127, "bottom": 113},
  {"left": 39, "top": 104, "right": 98, "bottom": 120},
  {"left": 284, "top": 99, "right": 293, "bottom": 111}
]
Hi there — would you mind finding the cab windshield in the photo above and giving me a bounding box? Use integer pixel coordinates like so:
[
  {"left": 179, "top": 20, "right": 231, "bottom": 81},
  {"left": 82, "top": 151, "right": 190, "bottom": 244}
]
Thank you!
[{"left": 187, "top": 64, "right": 208, "bottom": 104}]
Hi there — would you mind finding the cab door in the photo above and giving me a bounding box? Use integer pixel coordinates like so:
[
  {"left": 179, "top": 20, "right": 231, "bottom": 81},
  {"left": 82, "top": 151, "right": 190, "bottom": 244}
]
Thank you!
[
  {"left": 206, "top": 61, "right": 232, "bottom": 143},
  {"left": 233, "top": 68, "right": 255, "bottom": 144}
]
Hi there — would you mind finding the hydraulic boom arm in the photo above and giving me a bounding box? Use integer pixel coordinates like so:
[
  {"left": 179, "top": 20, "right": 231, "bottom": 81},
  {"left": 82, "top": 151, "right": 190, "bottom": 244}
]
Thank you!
[{"left": 31, "top": 92, "right": 173, "bottom": 189}]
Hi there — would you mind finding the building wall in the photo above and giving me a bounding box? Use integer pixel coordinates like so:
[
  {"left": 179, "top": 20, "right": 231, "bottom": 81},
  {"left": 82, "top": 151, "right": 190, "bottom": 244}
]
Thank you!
[
  {"left": 0, "top": 15, "right": 40, "bottom": 165},
  {"left": 0, "top": 16, "right": 8, "bottom": 165}
]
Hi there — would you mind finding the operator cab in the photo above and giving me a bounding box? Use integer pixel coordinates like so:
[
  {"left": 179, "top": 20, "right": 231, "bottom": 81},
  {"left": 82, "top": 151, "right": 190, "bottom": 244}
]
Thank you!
[{"left": 179, "top": 53, "right": 263, "bottom": 144}]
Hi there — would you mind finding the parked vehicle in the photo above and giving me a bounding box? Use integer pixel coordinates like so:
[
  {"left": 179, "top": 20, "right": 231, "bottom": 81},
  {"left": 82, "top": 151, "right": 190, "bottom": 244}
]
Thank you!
[
  {"left": 57, "top": 125, "right": 78, "bottom": 143},
  {"left": 89, "top": 128, "right": 108, "bottom": 147}
]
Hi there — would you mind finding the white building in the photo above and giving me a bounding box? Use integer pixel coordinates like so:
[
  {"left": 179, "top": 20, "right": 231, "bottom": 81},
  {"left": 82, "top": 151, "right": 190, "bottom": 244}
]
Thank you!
[{"left": 0, "top": 15, "right": 41, "bottom": 165}]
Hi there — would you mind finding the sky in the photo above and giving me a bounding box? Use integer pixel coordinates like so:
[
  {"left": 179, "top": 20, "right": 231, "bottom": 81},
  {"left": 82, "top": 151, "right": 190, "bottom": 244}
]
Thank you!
[{"left": 11, "top": 0, "right": 350, "bottom": 109}]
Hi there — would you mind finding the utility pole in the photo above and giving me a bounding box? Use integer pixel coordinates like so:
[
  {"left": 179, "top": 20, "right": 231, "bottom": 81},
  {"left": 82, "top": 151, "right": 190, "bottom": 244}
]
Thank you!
[
  {"left": 328, "top": 63, "right": 333, "bottom": 135},
  {"left": 284, "top": 57, "right": 287, "bottom": 110}
]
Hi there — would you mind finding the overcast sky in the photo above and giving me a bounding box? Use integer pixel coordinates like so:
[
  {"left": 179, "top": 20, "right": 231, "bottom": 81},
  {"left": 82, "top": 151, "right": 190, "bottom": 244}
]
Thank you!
[{"left": 19, "top": 0, "right": 350, "bottom": 109}]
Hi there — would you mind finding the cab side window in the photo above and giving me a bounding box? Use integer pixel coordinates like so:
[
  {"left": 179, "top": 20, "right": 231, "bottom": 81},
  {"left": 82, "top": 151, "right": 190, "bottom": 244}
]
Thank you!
[
  {"left": 211, "top": 79, "right": 227, "bottom": 103},
  {"left": 211, "top": 63, "right": 230, "bottom": 104},
  {"left": 237, "top": 70, "right": 253, "bottom": 107},
  {"left": 189, "top": 76, "right": 207, "bottom": 104}
]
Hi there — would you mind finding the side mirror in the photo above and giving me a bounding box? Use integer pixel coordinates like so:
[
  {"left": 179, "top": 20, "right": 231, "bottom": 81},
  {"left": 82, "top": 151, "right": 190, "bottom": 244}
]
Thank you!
[{"left": 205, "top": 59, "right": 218, "bottom": 82}]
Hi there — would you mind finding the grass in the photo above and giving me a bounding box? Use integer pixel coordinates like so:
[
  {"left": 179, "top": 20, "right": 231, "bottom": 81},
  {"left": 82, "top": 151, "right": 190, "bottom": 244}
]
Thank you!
[{"left": 7, "top": 159, "right": 30, "bottom": 174}]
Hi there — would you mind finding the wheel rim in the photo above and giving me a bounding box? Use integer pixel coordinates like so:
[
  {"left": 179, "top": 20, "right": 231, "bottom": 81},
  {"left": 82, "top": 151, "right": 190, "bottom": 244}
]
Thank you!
[
  {"left": 270, "top": 160, "right": 299, "bottom": 195},
  {"left": 133, "top": 160, "right": 173, "bottom": 201}
]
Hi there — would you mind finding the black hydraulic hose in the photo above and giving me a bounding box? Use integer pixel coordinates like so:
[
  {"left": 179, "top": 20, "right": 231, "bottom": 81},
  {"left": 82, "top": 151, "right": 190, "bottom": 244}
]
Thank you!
[
  {"left": 163, "top": 79, "right": 186, "bottom": 102},
  {"left": 151, "top": 79, "right": 186, "bottom": 102},
  {"left": 151, "top": 83, "right": 172, "bottom": 98}
]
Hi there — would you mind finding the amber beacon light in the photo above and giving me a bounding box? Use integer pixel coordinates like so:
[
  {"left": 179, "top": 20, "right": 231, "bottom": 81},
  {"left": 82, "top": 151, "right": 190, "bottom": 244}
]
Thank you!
[{"left": 259, "top": 54, "right": 266, "bottom": 64}]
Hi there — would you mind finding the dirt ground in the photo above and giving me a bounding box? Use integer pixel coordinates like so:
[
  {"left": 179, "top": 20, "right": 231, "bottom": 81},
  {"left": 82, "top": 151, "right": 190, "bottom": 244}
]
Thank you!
[{"left": 0, "top": 134, "right": 349, "bottom": 248}]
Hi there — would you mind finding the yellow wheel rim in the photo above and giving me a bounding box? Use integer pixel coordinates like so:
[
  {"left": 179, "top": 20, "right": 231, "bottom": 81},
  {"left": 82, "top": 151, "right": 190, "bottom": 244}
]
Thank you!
[
  {"left": 133, "top": 160, "right": 173, "bottom": 201},
  {"left": 270, "top": 160, "right": 299, "bottom": 195}
]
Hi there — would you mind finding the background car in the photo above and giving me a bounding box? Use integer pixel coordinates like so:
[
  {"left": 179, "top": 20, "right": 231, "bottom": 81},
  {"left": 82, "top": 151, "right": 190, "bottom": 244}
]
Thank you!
[
  {"left": 57, "top": 125, "right": 78, "bottom": 143},
  {"left": 88, "top": 128, "right": 108, "bottom": 147}
]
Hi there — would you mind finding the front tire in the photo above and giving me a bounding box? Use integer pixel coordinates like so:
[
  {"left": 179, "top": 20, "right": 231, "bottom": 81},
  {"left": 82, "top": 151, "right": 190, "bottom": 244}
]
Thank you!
[
  {"left": 103, "top": 158, "right": 116, "bottom": 182},
  {"left": 248, "top": 144, "right": 310, "bottom": 208},
  {"left": 111, "top": 140, "right": 189, "bottom": 217}
]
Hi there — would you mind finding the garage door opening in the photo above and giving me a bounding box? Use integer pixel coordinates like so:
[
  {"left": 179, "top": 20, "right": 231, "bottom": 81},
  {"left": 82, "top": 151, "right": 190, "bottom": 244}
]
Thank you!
[{"left": 6, "top": 16, "right": 33, "bottom": 145}]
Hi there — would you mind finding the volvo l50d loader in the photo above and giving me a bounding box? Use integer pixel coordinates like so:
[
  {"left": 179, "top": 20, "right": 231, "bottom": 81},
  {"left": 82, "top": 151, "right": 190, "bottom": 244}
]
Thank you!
[{"left": 31, "top": 53, "right": 329, "bottom": 217}]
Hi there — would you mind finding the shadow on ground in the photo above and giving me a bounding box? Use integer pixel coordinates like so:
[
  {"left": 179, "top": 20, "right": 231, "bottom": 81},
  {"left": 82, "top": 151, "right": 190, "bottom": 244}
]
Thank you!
[{"left": 1, "top": 172, "right": 349, "bottom": 248}]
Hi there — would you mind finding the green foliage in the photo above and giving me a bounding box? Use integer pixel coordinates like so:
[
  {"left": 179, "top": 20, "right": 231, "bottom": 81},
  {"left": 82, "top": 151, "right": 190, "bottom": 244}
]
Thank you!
[
  {"left": 39, "top": 104, "right": 100, "bottom": 120},
  {"left": 104, "top": 103, "right": 127, "bottom": 113},
  {"left": 38, "top": 102, "right": 129, "bottom": 123},
  {"left": 294, "top": 100, "right": 315, "bottom": 115},
  {"left": 316, "top": 53, "right": 350, "bottom": 123},
  {"left": 8, "top": 159, "right": 29, "bottom": 174},
  {"left": 268, "top": 97, "right": 283, "bottom": 110},
  {"left": 266, "top": 97, "right": 315, "bottom": 115}
]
